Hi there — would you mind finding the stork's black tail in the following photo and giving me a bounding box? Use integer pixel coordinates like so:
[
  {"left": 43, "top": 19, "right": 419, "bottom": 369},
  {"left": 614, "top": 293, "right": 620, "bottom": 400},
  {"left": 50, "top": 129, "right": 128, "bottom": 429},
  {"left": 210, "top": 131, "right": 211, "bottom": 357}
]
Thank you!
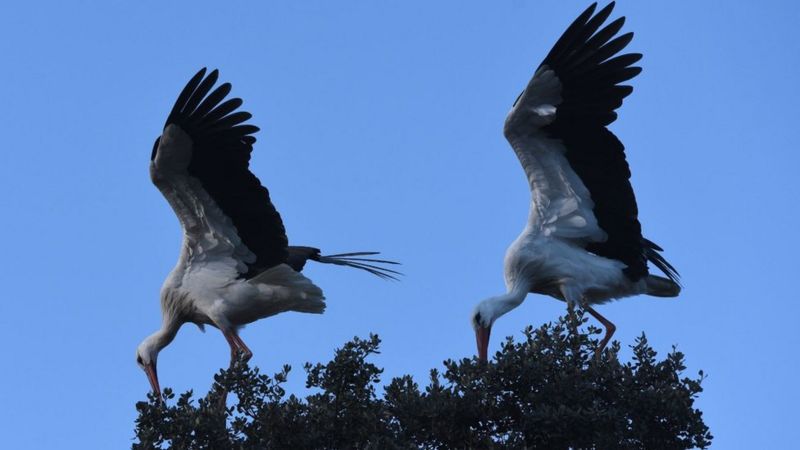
[
  {"left": 287, "top": 246, "right": 402, "bottom": 281},
  {"left": 642, "top": 238, "right": 681, "bottom": 297}
]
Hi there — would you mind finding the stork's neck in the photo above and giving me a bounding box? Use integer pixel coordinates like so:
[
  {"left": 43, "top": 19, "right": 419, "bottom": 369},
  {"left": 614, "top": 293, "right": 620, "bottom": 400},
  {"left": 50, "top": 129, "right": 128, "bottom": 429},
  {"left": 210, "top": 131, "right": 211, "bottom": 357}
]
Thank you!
[
  {"left": 497, "top": 286, "right": 529, "bottom": 315},
  {"left": 482, "top": 283, "right": 530, "bottom": 325},
  {"left": 149, "top": 290, "right": 191, "bottom": 352},
  {"left": 147, "top": 315, "right": 182, "bottom": 352}
]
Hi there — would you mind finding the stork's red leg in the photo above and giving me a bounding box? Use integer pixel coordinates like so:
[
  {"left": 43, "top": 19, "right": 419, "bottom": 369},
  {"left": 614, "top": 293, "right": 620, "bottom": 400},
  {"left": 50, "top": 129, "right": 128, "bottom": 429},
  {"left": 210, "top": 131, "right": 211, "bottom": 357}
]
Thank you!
[
  {"left": 222, "top": 330, "right": 241, "bottom": 367},
  {"left": 584, "top": 305, "right": 616, "bottom": 360},
  {"left": 219, "top": 330, "right": 242, "bottom": 410},
  {"left": 221, "top": 330, "right": 253, "bottom": 365}
]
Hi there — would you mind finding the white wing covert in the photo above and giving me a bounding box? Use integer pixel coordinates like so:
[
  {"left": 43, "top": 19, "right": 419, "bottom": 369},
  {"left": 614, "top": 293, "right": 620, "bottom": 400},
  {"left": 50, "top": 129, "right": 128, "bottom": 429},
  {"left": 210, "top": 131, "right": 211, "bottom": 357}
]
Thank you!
[{"left": 504, "top": 66, "right": 606, "bottom": 243}]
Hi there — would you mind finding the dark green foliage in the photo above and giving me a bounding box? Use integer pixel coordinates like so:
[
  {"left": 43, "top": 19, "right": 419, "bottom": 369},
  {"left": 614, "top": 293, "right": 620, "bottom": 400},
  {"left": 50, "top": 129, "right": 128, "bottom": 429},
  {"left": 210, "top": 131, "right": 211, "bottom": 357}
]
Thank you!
[{"left": 134, "top": 313, "right": 712, "bottom": 449}]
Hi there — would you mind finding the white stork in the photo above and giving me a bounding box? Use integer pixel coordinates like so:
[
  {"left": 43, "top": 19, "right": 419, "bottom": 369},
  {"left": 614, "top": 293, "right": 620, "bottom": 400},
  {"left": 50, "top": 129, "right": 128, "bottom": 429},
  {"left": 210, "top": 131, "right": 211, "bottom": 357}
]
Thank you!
[
  {"left": 136, "top": 68, "right": 400, "bottom": 396},
  {"left": 472, "top": 2, "right": 680, "bottom": 361}
]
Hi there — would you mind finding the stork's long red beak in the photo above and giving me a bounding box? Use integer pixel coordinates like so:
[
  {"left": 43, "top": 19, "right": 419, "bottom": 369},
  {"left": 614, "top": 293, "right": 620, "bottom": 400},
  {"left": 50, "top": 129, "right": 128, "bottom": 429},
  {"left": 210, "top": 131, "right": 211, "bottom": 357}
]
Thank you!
[
  {"left": 145, "top": 363, "right": 161, "bottom": 402},
  {"left": 476, "top": 325, "right": 491, "bottom": 362}
]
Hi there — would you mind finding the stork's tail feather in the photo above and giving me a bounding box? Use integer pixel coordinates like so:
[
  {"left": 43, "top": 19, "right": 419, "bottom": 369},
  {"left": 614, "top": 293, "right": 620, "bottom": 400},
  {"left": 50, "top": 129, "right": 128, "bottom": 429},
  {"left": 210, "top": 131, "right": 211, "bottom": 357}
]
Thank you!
[
  {"left": 316, "top": 251, "right": 403, "bottom": 281},
  {"left": 249, "top": 264, "right": 326, "bottom": 313},
  {"left": 643, "top": 238, "right": 680, "bottom": 285},
  {"left": 645, "top": 275, "right": 681, "bottom": 297},
  {"left": 641, "top": 238, "right": 681, "bottom": 297}
]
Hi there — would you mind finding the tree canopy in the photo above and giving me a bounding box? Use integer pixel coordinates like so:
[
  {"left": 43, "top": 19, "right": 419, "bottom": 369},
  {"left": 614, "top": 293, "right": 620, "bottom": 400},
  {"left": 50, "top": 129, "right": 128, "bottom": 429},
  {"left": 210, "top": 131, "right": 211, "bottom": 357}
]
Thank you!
[{"left": 133, "top": 313, "right": 711, "bottom": 449}]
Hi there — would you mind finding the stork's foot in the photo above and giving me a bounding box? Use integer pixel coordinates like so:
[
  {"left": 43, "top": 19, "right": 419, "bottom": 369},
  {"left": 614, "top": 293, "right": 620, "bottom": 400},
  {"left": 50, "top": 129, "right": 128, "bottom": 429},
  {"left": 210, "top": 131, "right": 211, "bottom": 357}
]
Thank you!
[
  {"left": 222, "top": 330, "right": 253, "bottom": 367},
  {"left": 231, "top": 348, "right": 253, "bottom": 363},
  {"left": 594, "top": 323, "right": 616, "bottom": 360},
  {"left": 584, "top": 305, "right": 616, "bottom": 361},
  {"left": 232, "top": 334, "right": 253, "bottom": 362}
]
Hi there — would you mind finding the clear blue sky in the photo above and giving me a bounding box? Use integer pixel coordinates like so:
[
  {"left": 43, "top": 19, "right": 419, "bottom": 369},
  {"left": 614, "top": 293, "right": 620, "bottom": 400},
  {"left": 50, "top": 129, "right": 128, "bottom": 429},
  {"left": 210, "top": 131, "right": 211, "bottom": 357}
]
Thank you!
[{"left": 1, "top": 1, "right": 797, "bottom": 448}]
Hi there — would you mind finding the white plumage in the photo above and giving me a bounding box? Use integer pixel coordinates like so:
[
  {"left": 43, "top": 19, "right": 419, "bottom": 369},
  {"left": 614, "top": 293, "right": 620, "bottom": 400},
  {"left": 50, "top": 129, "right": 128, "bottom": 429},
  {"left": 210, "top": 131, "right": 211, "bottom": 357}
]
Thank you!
[
  {"left": 472, "top": 2, "right": 680, "bottom": 361},
  {"left": 136, "top": 69, "right": 399, "bottom": 397}
]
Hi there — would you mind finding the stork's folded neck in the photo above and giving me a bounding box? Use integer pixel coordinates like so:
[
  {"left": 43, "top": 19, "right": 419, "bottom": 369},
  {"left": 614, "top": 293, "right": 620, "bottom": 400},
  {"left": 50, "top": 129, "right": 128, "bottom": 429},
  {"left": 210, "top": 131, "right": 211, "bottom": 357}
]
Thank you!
[
  {"left": 148, "top": 290, "right": 191, "bottom": 352},
  {"left": 147, "top": 315, "right": 182, "bottom": 352},
  {"left": 495, "top": 286, "right": 529, "bottom": 318},
  {"left": 479, "top": 284, "right": 530, "bottom": 325}
]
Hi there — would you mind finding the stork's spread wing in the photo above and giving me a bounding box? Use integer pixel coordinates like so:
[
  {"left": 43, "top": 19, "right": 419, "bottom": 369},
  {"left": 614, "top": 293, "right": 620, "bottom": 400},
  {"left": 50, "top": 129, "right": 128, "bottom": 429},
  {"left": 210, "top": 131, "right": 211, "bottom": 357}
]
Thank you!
[
  {"left": 504, "top": 2, "right": 677, "bottom": 283},
  {"left": 150, "top": 68, "right": 288, "bottom": 279}
]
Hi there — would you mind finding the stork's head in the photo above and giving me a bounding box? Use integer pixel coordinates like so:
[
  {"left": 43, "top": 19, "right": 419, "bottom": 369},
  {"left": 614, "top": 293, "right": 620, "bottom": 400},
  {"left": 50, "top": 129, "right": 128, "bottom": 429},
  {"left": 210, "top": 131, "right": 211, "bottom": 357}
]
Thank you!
[
  {"left": 471, "top": 290, "right": 527, "bottom": 362},
  {"left": 471, "top": 300, "right": 498, "bottom": 362},
  {"left": 135, "top": 334, "right": 165, "bottom": 400}
]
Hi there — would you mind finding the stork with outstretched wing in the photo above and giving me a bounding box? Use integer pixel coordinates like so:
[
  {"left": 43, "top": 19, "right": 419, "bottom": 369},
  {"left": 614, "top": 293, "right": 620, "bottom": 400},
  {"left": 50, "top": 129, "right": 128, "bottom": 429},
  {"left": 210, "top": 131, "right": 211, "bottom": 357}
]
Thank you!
[
  {"left": 136, "top": 68, "right": 400, "bottom": 397},
  {"left": 472, "top": 2, "right": 680, "bottom": 361}
]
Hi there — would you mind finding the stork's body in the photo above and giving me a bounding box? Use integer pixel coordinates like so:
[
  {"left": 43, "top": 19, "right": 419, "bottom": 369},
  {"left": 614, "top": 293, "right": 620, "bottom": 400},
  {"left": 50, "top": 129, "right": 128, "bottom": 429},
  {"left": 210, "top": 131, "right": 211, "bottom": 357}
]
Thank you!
[
  {"left": 472, "top": 2, "right": 680, "bottom": 361},
  {"left": 136, "top": 69, "right": 399, "bottom": 397}
]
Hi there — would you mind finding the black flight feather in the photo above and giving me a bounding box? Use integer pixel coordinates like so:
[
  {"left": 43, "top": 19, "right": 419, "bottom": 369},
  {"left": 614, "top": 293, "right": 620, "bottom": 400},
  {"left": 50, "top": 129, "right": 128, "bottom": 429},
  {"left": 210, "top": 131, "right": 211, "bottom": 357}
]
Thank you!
[
  {"left": 159, "top": 68, "right": 288, "bottom": 277},
  {"left": 535, "top": 3, "right": 678, "bottom": 283}
]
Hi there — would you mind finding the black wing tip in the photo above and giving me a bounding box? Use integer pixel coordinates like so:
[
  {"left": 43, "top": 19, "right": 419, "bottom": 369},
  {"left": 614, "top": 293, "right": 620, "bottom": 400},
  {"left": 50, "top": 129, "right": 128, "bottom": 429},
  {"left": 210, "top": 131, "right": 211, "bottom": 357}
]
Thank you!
[
  {"left": 627, "top": 52, "right": 644, "bottom": 63},
  {"left": 164, "top": 68, "right": 259, "bottom": 143},
  {"left": 618, "top": 31, "right": 634, "bottom": 44},
  {"left": 607, "top": 15, "right": 626, "bottom": 31},
  {"left": 193, "top": 67, "right": 208, "bottom": 81},
  {"left": 544, "top": 2, "right": 628, "bottom": 69},
  {"left": 593, "top": 2, "right": 616, "bottom": 17},
  {"left": 541, "top": 1, "right": 640, "bottom": 127}
]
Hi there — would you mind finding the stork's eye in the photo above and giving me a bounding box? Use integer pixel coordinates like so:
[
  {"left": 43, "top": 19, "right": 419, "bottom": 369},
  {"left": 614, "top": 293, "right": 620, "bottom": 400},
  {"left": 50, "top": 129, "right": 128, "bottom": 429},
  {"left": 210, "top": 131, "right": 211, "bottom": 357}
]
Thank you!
[
  {"left": 474, "top": 312, "right": 482, "bottom": 325},
  {"left": 137, "top": 355, "right": 143, "bottom": 365}
]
